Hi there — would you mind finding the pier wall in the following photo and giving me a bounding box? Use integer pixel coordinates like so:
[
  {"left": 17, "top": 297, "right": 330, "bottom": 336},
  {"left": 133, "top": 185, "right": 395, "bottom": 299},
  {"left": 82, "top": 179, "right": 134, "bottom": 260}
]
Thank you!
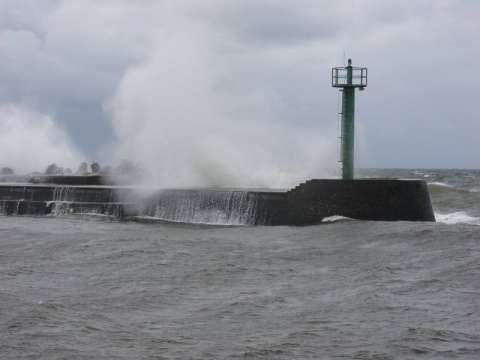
[
  {"left": 284, "top": 179, "right": 435, "bottom": 224},
  {"left": 0, "top": 179, "right": 435, "bottom": 224}
]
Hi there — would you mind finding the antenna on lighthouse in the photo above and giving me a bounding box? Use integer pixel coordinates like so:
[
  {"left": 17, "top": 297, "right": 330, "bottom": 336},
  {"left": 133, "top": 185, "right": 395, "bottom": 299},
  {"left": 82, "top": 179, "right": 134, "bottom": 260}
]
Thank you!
[{"left": 332, "top": 58, "right": 367, "bottom": 180}]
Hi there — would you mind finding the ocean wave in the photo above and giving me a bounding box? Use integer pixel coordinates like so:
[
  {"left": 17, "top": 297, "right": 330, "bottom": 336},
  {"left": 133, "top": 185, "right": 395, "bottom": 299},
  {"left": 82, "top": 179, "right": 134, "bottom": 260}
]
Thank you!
[
  {"left": 435, "top": 212, "right": 480, "bottom": 225},
  {"left": 428, "top": 182, "right": 449, "bottom": 187},
  {"left": 128, "top": 215, "right": 245, "bottom": 226},
  {"left": 322, "top": 215, "right": 353, "bottom": 223},
  {"left": 428, "top": 182, "right": 472, "bottom": 195}
]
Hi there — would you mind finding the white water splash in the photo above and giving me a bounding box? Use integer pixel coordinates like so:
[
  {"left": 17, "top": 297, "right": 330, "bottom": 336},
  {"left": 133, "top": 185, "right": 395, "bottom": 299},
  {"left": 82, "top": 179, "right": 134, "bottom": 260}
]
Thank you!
[
  {"left": 139, "top": 190, "right": 261, "bottom": 225},
  {"left": 321, "top": 215, "right": 353, "bottom": 223},
  {"left": 435, "top": 212, "right": 480, "bottom": 226},
  {"left": 428, "top": 182, "right": 450, "bottom": 187},
  {"left": 100, "top": 5, "right": 339, "bottom": 189}
]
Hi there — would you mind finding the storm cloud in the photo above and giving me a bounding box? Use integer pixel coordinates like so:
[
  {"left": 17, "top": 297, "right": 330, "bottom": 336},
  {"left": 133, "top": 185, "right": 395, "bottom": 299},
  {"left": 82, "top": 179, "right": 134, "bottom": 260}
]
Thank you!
[{"left": 1, "top": 0, "right": 479, "bottom": 185}]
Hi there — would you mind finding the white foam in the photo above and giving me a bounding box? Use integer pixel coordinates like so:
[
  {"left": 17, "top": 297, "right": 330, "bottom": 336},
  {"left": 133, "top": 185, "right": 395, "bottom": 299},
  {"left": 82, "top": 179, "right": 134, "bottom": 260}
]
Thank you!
[
  {"left": 435, "top": 212, "right": 480, "bottom": 225},
  {"left": 138, "top": 190, "right": 260, "bottom": 225},
  {"left": 322, "top": 215, "right": 353, "bottom": 223},
  {"left": 428, "top": 182, "right": 450, "bottom": 187}
]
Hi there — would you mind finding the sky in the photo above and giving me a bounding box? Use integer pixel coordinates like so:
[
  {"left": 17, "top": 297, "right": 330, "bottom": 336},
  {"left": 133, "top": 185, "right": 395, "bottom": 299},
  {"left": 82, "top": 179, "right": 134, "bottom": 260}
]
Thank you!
[{"left": 0, "top": 0, "right": 479, "bottom": 187}]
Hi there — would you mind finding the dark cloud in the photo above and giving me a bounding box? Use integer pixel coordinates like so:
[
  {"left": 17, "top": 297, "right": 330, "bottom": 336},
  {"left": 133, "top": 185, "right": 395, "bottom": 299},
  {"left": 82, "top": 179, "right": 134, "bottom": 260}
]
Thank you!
[
  {"left": 188, "top": 1, "right": 339, "bottom": 46},
  {"left": 0, "top": 0, "right": 479, "bottom": 177},
  {"left": 0, "top": 0, "right": 59, "bottom": 35}
]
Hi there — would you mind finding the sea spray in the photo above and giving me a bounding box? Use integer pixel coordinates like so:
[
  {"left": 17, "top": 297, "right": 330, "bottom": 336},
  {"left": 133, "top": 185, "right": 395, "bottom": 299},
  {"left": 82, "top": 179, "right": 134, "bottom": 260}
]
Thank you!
[{"left": 137, "top": 190, "right": 261, "bottom": 225}]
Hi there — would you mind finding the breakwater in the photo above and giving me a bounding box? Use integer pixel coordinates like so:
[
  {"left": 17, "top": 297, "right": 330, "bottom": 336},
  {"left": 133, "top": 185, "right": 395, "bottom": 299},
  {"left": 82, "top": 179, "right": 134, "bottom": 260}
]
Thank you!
[{"left": 0, "top": 179, "right": 435, "bottom": 225}]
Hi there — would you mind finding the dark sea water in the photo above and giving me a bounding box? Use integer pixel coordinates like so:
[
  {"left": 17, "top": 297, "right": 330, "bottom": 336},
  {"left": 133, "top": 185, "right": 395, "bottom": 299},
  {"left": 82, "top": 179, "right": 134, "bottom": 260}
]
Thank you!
[{"left": 1, "top": 169, "right": 479, "bottom": 359}]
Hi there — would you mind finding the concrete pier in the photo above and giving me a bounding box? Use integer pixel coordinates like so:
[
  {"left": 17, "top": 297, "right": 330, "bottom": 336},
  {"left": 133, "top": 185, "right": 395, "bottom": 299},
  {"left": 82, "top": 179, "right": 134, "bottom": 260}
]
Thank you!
[
  {"left": 281, "top": 179, "right": 435, "bottom": 224},
  {"left": 0, "top": 178, "right": 435, "bottom": 224}
]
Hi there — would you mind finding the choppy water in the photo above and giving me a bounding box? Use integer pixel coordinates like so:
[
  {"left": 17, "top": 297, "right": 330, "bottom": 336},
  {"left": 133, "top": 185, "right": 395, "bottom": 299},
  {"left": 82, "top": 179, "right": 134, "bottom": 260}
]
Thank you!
[{"left": 1, "top": 169, "right": 479, "bottom": 359}]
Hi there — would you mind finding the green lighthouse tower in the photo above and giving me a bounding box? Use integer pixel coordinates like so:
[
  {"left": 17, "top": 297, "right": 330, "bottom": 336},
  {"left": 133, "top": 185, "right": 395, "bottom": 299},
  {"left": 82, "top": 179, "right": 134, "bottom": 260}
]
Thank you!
[{"left": 332, "top": 59, "right": 367, "bottom": 179}]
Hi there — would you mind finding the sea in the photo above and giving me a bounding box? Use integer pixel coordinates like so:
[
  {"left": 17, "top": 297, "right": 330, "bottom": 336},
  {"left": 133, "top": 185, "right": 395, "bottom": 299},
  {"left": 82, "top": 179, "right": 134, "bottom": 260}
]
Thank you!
[{"left": 0, "top": 169, "right": 479, "bottom": 359}]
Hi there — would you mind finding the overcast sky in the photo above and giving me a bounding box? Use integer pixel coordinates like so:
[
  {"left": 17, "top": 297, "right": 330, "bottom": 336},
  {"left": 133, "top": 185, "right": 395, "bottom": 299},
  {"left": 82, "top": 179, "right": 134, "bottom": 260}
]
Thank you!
[{"left": 0, "top": 0, "right": 479, "bottom": 187}]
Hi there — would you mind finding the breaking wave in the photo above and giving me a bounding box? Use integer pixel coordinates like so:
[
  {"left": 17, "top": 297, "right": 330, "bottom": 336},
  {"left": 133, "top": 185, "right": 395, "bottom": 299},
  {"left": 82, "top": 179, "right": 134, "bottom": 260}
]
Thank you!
[{"left": 435, "top": 212, "right": 480, "bottom": 226}]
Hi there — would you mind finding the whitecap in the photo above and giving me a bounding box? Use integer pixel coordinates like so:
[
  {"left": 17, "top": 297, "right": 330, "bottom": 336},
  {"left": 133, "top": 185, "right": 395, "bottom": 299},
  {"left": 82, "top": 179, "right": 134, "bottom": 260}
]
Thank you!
[
  {"left": 428, "top": 182, "right": 450, "bottom": 187},
  {"left": 435, "top": 212, "right": 480, "bottom": 225},
  {"left": 322, "top": 215, "right": 353, "bottom": 223}
]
